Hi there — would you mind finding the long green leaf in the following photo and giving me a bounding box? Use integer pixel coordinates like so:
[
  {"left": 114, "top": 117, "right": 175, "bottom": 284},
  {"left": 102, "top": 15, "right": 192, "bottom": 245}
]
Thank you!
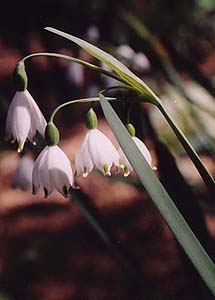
[
  {"left": 45, "top": 26, "right": 160, "bottom": 105},
  {"left": 99, "top": 94, "right": 215, "bottom": 295}
]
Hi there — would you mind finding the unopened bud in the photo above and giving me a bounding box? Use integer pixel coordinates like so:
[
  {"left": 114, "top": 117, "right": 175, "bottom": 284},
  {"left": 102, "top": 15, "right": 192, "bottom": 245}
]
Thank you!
[
  {"left": 85, "top": 108, "right": 97, "bottom": 130},
  {"left": 127, "top": 123, "right": 136, "bottom": 137}
]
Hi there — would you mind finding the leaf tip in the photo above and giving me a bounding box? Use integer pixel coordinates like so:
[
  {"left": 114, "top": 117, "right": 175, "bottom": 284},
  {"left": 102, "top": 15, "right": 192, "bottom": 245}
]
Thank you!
[{"left": 44, "top": 26, "right": 55, "bottom": 32}]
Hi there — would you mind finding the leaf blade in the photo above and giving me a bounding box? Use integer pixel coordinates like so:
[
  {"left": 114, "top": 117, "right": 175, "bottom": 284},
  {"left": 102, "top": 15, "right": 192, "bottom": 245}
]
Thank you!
[
  {"left": 45, "top": 26, "right": 160, "bottom": 104},
  {"left": 100, "top": 94, "right": 215, "bottom": 296}
]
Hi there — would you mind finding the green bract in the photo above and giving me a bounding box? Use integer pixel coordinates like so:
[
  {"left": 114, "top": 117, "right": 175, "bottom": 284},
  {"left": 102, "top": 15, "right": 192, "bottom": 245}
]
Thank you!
[
  {"left": 45, "top": 122, "right": 60, "bottom": 146},
  {"left": 85, "top": 108, "right": 98, "bottom": 129},
  {"left": 127, "top": 123, "right": 136, "bottom": 136},
  {"left": 13, "top": 61, "right": 28, "bottom": 91}
]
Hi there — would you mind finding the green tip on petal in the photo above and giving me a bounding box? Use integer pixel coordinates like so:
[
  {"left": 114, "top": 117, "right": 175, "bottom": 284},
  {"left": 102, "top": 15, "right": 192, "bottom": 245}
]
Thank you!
[
  {"left": 103, "top": 163, "right": 110, "bottom": 176},
  {"left": 118, "top": 159, "right": 124, "bottom": 167},
  {"left": 17, "top": 139, "right": 24, "bottom": 153},
  {"left": 123, "top": 166, "right": 130, "bottom": 177},
  {"left": 13, "top": 61, "right": 28, "bottom": 91},
  {"left": 83, "top": 166, "right": 88, "bottom": 177},
  {"left": 126, "top": 123, "right": 136, "bottom": 137},
  {"left": 85, "top": 108, "right": 97, "bottom": 130},
  {"left": 45, "top": 122, "right": 60, "bottom": 146}
]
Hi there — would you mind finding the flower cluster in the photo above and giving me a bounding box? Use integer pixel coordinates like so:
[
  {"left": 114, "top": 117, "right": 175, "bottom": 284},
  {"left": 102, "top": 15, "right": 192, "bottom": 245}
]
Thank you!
[{"left": 6, "top": 62, "right": 155, "bottom": 198}]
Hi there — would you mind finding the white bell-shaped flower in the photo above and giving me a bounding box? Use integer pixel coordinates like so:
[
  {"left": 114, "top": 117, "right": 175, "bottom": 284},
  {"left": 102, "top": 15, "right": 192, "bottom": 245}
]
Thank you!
[
  {"left": 118, "top": 124, "right": 155, "bottom": 177},
  {"left": 32, "top": 145, "right": 74, "bottom": 198},
  {"left": 75, "top": 128, "right": 120, "bottom": 177},
  {"left": 6, "top": 90, "right": 47, "bottom": 152},
  {"left": 75, "top": 108, "right": 119, "bottom": 177},
  {"left": 12, "top": 155, "right": 34, "bottom": 190}
]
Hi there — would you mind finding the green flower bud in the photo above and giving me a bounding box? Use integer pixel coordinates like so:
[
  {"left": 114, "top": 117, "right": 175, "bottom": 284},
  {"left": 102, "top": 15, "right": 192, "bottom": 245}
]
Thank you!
[
  {"left": 127, "top": 123, "right": 136, "bottom": 137},
  {"left": 45, "top": 122, "right": 60, "bottom": 146},
  {"left": 85, "top": 108, "right": 97, "bottom": 130},
  {"left": 13, "top": 61, "right": 28, "bottom": 91}
]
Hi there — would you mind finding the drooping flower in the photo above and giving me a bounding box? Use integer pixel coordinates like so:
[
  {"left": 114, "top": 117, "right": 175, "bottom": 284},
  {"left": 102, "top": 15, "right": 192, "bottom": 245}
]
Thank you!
[
  {"left": 6, "top": 90, "right": 47, "bottom": 152},
  {"left": 12, "top": 155, "right": 34, "bottom": 190},
  {"left": 118, "top": 123, "right": 155, "bottom": 177},
  {"left": 5, "top": 61, "right": 47, "bottom": 152},
  {"left": 75, "top": 108, "right": 119, "bottom": 177},
  {"left": 32, "top": 122, "right": 75, "bottom": 198}
]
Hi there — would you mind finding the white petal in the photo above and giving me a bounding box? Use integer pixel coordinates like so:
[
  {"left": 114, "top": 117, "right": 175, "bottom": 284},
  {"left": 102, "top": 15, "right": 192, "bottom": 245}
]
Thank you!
[
  {"left": 6, "top": 92, "right": 31, "bottom": 151},
  {"left": 118, "top": 147, "right": 133, "bottom": 176},
  {"left": 88, "top": 129, "right": 119, "bottom": 175},
  {"left": 39, "top": 147, "right": 54, "bottom": 197},
  {"left": 132, "top": 137, "right": 152, "bottom": 166},
  {"left": 118, "top": 136, "right": 153, "bottom": 176},
  {"left": 75, "top": 132, "right": 93, "bottom": 177},
  {"left": 12, "top": 105, "right": 31, "bottom": 152},
  {"left": 24, "top": 90, "right": 47, "bottom": 138},
  {"left": 48, "top": 146, "right": 74, "bottom": 196},
  {"left": 32, "top": 146, "right": 52, "bottom": 196},
  {"left": 32, "top": 146, "right": 46, "bottom": 194},
  {"left": 5, "top": 92, "right": 18, "bottom": 138}
]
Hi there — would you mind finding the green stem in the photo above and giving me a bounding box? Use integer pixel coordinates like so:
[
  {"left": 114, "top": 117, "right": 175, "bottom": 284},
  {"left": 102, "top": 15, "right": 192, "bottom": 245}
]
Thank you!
[
  {"left": 49, "top": 97, "right": 116, "bottom": 122},
  {"left": 96, "top": 85, "right": 139, "bottom": 97},
  {"left": 158, "top": 103, "right": 215, "bottom": 195},
  {"left": 22, "top": 52, "right": 128, "bottom": 85}
]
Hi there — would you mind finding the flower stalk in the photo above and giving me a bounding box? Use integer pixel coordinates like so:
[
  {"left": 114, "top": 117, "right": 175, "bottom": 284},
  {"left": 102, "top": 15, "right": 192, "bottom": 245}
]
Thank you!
[
  {"left": 21, "top": 52, "right": 128, "bottom": 85},
  {"left": 49, "top": 97, "right": 116, "bottom": 123}
]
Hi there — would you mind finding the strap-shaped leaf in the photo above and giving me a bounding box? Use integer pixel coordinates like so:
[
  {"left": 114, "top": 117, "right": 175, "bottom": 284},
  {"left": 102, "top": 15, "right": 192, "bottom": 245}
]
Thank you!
[
  {"left": 45, "top": 27, "right": 160, "bottom": 105},
  {"left": 99, "top": 94, "right": 215, "bottom": 295}
]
